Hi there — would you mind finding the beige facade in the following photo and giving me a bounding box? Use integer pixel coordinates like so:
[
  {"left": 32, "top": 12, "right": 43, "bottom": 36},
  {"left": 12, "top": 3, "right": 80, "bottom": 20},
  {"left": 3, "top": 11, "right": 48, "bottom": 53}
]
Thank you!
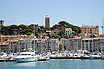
[
  {"left": 60, "top": 37, "right": 104, "bottom": 53},
  {"left": 65, "top": 28, "right": 72, "bottom": 35},
  {"left": 81, "top": 26, "right": 99, "bottom": 37}
]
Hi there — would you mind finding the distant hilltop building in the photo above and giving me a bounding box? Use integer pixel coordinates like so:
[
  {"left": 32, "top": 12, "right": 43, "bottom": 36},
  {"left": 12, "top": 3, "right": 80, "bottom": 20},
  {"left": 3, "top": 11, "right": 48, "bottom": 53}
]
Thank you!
[
  {"left": 45, "top": 15, "right": 50, "bottom": 29},
  {"left": 81, "top": 25, "right": 99, "bottom": 37},
  {"left": 0, "top": 20, "right": 4, "bottom": 26},
  {"left": 65, "top": 28, "right": 72, "bottom": 35},
  {"left": 0, "top": 20, "right": 4, "bottom": 31}
]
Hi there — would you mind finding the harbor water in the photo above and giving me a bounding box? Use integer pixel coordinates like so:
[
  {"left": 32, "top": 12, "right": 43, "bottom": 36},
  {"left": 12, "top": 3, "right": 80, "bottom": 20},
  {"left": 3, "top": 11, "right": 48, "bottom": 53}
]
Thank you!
[{"left": 0, "top": 59, "right": 104, "bottom": 69}]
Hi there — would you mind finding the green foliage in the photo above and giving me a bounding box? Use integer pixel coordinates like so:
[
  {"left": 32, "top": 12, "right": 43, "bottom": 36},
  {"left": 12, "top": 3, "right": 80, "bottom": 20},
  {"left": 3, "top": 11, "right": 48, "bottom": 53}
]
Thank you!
[
  {"left": 1, "top": 26, "right": 10, "bottom": 35},
  {"left": 26, "top": 32, "right": 32, "bottom": 35},
  {"left": 1, "top": 20, "right": 81, "bottom": 36},
  {"left": 39, "top": 29, "right": 45, "bottom": 33},
  {"left": 22, "top": 29, "right": 33, "bottom": 34},
  {"left": 54, "top": 35, "right": 61, "bottom": 39},
  {"left": 18, "top": 24, "right": 28, "bottom": 30},
  {"left": 58, "top": 21, "right": 81, "bottom": 35},
  {"left": 58, "top": 31, "right": 64, "bottom": 38},
  {"left": 64, "top": 35, "right": 69, "bottom": 39},
  {"left": 35, "top": 30, "right": 38, "bottom": 37},
  {"left": 28, "top": 24, "right": 34, "bottom": 30},
  {"left": 10, "top": 25, "right": 18, "bottom": 35}
]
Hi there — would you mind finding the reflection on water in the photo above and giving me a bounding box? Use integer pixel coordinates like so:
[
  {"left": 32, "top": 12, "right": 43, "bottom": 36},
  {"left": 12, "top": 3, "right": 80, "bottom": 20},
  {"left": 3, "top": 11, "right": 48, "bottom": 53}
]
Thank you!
[
  {"left": 0, "top": 59, "right": 104, "bottom": 69},
  {"left": 0, "top": 62, "right": 15, "bottom": 67},
  {"left": 17, "top": 62, "right": 36, "bottom": 67}
]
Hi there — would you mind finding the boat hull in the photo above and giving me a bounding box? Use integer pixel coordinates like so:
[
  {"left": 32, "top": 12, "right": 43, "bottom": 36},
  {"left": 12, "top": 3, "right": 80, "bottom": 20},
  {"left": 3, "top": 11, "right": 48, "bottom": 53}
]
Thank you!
[
  {"left": 15, "top": 57, "right": 37, "bottom": 63},
  {"left": 90, "top": 55, "right": 101, "bottom": 59},
  {"left": 101, "top": 56, "right": 104, "bottom": 60}
]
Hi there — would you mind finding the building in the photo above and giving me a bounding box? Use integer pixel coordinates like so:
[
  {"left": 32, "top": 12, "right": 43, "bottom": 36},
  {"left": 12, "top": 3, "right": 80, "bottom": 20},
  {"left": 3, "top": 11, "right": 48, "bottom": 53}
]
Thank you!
[
  {"left": 46, "top": 29, "right": 61, "bottom": 36},
  {"left": 9, "top": 40, "right": 18, "bottom": 53},
  {"left": 52, "top": 24, "right": 66, "bottom": 32},
  {"left": 60, "top": 37, "right": 104, "bottom": 53},
  {"left": 60, "top": 38, "right": 68, "bottom": 51},
  {"left": 82, "top": 37, "right": 104, "bottom": 52},
  {"left": 45, "top": 16, "right": 50, "bottom": 28},
  {"left": 81, "top": 26, "right": 99, "bottom": 37},
  {"left": 65, "top": 28, "right": 72, "bottom": 35},
  {"left": 68, "top": 37, "right": 82, "bottom": 52},
  {"left": 50, "top": 39, "right": 59, "bottom": 51},
  {"left": 0, "top": 20, "right": 4, "bottom": 31},
  {"left": 0, "top": 20, "right": 4, "bottom": 26},
  {"left": 0, "top": 41, "right": 9, "bottom": 53}
]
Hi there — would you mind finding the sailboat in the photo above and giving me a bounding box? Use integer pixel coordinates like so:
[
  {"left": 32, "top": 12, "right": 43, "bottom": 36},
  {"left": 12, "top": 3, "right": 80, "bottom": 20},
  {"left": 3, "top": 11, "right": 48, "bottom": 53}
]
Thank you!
[
  {"left": 38, "top": 33, "right": 50, "bottom": 61},
  {"left": 90, "top": 25, "right": 101, "bottom": 59},
  {"left": 15, "top": 25, "right": 38, "bottom": 63}
]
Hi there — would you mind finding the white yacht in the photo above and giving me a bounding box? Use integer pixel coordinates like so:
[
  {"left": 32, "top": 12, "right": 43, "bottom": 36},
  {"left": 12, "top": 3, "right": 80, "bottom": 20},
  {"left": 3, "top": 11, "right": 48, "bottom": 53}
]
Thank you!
[{"left": 15, "top": 52, "right": 37, "bottom": 63}]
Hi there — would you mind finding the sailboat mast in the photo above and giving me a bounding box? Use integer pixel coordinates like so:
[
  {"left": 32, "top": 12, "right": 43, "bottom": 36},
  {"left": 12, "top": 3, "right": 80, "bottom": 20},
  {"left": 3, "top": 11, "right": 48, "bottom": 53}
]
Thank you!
[
  {"left": 34, "top": 25, "right": 35, "bottom": 52},
  {"left": 92, "top": 24, "right": 93, "bottom": 54}
]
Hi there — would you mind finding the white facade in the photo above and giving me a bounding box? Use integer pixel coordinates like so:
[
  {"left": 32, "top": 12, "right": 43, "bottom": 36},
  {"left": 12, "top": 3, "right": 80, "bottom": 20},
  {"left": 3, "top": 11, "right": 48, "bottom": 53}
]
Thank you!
[{"left": 65, "top": 28, "right": 72, "bottom": 35}]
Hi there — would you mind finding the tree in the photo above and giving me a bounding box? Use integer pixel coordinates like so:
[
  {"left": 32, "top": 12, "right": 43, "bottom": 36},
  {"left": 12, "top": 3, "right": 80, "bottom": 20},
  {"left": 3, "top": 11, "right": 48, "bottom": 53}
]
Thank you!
[
  {"left": 18, "top": 24, "right": 29, "bottom": 34},
  {"left": 58, "top": 21, "right": 81, "bottom": 35},
  {"left": 28, "top": 24, "right": 34, "bottom": 30},
  {"left": 18, "top": 24, "right": 28, "bottom": 30},
  {"left": 64, "top": 35, "right": 69, "bottom": 39},
  {"left": 58, "top": 31, "right": 64, "bottom": 38},
  {"left": 26, "top": 32, "right": 32, "bottom": 35},
  {"left": 22, "top": 29, "right": 33, "bottom": 34},
  {"left": 10, "top": 25, "right": 18, "bottom": 35},
  {"left": 54, "top": 35, "right": 61, "bottom": 39},
  {"left": 1, "top": 26, "right": 10, "bottom": 35}
]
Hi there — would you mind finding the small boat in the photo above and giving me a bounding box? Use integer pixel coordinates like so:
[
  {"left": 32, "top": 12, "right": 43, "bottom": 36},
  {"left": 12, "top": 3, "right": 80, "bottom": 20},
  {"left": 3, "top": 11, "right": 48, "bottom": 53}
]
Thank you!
[
  {"left": 101, "top": 55, "right": 104, "bottom": 60},
  {"left": 38, "top": 54, "right": 50, "bottom": 61},
  {"left": 15, "top": 52, "right": 37, "bottom": 63},
  {"left": 81, "top": 55, "right": 90, "bottom": 59},
  {"left": 73, "top": 53, "right": 81, "bottom": 59},
  {"left": 90, "top": 53, "right": 101, "bottom": 59}
]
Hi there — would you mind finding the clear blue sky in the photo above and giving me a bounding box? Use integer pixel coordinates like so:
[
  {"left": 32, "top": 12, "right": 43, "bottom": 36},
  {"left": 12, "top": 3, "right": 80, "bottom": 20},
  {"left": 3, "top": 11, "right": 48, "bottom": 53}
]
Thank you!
[{"left": 0, "top": 0, "right": 104, "bottom": 28}]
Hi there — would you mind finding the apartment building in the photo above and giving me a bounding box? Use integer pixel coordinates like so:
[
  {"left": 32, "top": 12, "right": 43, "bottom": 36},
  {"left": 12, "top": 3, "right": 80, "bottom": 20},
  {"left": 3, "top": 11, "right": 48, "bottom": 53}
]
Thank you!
[
  {"left": 81, "top": 26, "right": 99, "bottom": 37},
  {"left": 60, "top": 38, "right": 69, "bottom": 51}
]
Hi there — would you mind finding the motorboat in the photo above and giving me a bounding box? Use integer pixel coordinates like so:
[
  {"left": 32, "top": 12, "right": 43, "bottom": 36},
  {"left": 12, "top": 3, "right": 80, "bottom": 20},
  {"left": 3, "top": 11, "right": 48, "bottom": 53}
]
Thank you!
[
  {"left": 15, "top": 52, "right": 37, "bottom": 63},
  {"left": 73, "top": 53, "right": 81, "bottom": 59},
  {"left": 38, "top": 54, "right": 50, "bottom": 61},
  {"left": 90, "top": 53, "right": 101, "bottom": 59},
  {"left": 81, "top": 55, "right": 90, "bottom": 59}
]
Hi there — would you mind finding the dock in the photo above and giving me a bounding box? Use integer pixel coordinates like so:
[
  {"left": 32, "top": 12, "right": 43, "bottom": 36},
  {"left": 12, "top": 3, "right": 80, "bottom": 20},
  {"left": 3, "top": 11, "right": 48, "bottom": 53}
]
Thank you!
[{"left": 50, "top": 56, "right": 82, "bottom": 59}]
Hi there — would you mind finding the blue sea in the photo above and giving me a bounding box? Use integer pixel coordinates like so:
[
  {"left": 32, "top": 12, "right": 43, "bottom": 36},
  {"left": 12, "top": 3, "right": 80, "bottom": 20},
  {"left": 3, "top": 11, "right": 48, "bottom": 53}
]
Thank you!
[{"left": 0, "top": 59, "right": 104, "bottom": 69}]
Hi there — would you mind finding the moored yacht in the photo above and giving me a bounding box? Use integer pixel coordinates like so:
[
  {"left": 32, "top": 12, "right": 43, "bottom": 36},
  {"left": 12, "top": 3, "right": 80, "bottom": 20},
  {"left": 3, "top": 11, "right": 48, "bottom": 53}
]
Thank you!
[{"left": 15, "top": 52, "right": 37, "bottom": 63}]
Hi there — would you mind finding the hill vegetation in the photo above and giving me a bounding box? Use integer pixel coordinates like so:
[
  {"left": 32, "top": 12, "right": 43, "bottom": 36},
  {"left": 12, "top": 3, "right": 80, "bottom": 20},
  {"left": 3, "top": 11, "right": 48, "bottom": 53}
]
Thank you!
[{"left": 1, "top": 21, "right": 81, "bottom": 38}]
